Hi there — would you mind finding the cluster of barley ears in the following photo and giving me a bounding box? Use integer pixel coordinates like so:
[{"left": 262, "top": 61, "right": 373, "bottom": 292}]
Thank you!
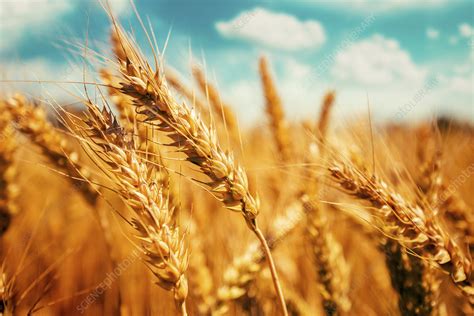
[{"left": 0, "top": 10, "right": 473, "bottom": 316}]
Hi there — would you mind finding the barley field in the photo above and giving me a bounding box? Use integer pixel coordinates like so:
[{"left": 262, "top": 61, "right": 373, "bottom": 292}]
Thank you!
[{"left": 0, "top": 2, "right": 473, "bottom": 316}]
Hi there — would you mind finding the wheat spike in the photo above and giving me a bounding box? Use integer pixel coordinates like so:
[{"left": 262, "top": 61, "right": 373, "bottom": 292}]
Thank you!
[
  {"left": 0, "top": 270, "right": 13, "bottom": 316},
  {"left": 0, "top": 104, "right": 18, "bottom": 237},
  {"left": 109, "top": 24, "right": 288, "bottom": 314},
  {"left": 259, "top": 56, "right": 291, "bottom": 162},
  {"left": 383, "top": 239, "right": 441, "bottom": 316},
  {"left": 4, "top": 94, "right": 99, "bottom": 206},
  {"left": 210, "top": 202, "right": 304, "bottom": 315},
  {"left": 186, "top": 219, "right": 214, "bottom": 314},
  {"left": 316, "top": 91, "right": 335, "bottom": 150},
  {"left": 302, "top": 196, "right": 351, "bottom": 316},
  {"left": 80, "top": 100, "right": 190, "bottom": 314},
  {"left": 191, "top": 65, "right": 238, "bottom": 138},
  {"left": 166, "top": 68, "right": 208, "bottom": 115},
  {"left": 328, "top": 158, "right": 473, "bottom": 300},
  {"left": 101, "top": 67, "right": 182, "bottom": 219}
]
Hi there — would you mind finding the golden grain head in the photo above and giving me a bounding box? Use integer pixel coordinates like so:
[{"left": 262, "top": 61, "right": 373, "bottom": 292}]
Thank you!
[{"left": 0, "top": 8, "right": 473, "bottom": 316}]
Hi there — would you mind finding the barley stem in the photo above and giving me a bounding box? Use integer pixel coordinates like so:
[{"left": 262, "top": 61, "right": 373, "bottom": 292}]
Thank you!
[
  {"left": 253, "top": 225, "right": 288, "bottom": 316},
  {"left": 179, "top": 302, "right": 188, "bottom": 316}
]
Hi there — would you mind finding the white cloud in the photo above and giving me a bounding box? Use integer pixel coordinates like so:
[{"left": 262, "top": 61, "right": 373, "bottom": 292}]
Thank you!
[
  {"left": 459, "top": 23, "right": 473, "bottom": 38},
  {"left": 320, "top": 0, "right": 448, "bottom": 12},
  {"left": 0, "top": 0, "right": 73, "bottom": 52},
  {"left": 427, "top": 28, "right": 439, "bottom": 39},
  {"left": 215, "top": 8, "right": 326, "bottom": 51},
  {"left": 331, "top": 35, "right": 426, "bottom": 86},
  {"left": 447, "top": 75, "right": 472, "bottom": 93}
]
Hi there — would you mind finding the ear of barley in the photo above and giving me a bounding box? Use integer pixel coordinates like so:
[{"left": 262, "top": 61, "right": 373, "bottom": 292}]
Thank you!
[
  {"left": 331, "top": 171, "right": 442, "bottom": 315},
  {"left": 191, "top": 65, "right": 238, "bottom": 138},
  {"left": 110, "top": 26, "right": 258, "bottom": 226},
  {"left": 110, "top": 24, "right": 289, "bottom": 315},
  {"left": 100, "top": 69, "right": 136, "bottom": 131},
  {"left": 4, "top": 94, "right": 128, "bottom": 313},
  {"left": 101, "top": 68, "right": 182, "bottom": 219},
  {"left": 186, "top": 220, "right": 214, "bottom": 314},
  {"left": 301, "top": 92, "right": 350, "bottom": 316},
  {"left": 258, "top": 56, "right": 290, "bottom": 162},
  {"left": 4, "top": 94, "right": 99, "bottom": 206},
  {"left": 383, "top": 239, "right": 441, "bottom": 316},
  {"left": 328, "top": 159, "right": 473, "bottom": 300},
  {"left": 441, "top": 191, "right": 474, "bottom": 254},
  {"left": 0, "top": 271, "right": 14, "bottom": 316},
  {"left": 415, "top": 134, "right": 474, "bottom": 254},
  {"left": 166, "top": 68, "right": 209, "bottom": 116},
  {"left": 417, "top": 145, "right": 442, "bottom": 210},
  {"left": 210, "top": 202, "right": 304, "bottom": 315},
  {"left": 378, "top": 145, "right": 443, "bottom": 316},
  {"left": 316, "top": 91, "right": 335, "bottom": 151},
  {"left": 301, "top": 196, "right": 351, "bottom": 316},
  {"left": 110, "top": 23, "right": 281, "bottom": 305},
  {"left": 0, "top": 104, "right": 18, "bottom": 237},
  {"left": 81, "top": 101, "right": 189, "bottom": 314}
]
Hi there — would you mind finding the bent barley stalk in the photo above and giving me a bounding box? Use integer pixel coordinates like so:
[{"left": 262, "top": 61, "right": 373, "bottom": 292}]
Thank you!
[
  {"left": 110, "top": 25, "right": 288, "bottom": 315},
  {"left": 80, "top": 101, "right": 190, "bottom": 314}
]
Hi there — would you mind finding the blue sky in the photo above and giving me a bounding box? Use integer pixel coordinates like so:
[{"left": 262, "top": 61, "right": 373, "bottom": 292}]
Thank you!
[{"left": 0, "top": 0, "right": 472, "bottom": 123}]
